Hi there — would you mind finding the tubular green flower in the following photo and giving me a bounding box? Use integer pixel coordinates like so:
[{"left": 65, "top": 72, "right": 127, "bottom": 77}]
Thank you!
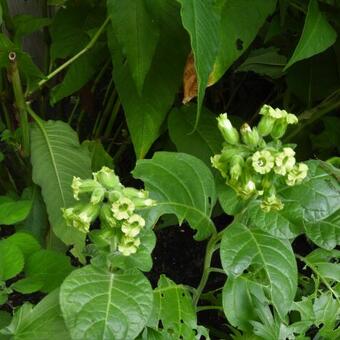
[
  {"left": 238, "top": 180, "right": 257, "bottom": 199},
  {"left": 252, "top": 150, "right": 274, "bottom": 174},
  {"left": 90, "top": 186, "right": 106, "bottom": 205},
  {"left": 274, "top": 147, "right": 296, "bottom": 176},
  {"left": 286, "top": 113, "right": 298, "bottom": 125},
  {"left": 217, "top": 113, "right": 239, "bottom": 145},
  {"left": 93, "top": 166, "right": 121, "bottom": 190},
  {"left": 260, "top": 194, "right": 284, "bottom": 212},
  {"left": 63, "top": 203, "right": 100, "bottom": 233},
  {"left": 286, "top": 163, "right": 308, "bottom": 186},
  {"left": 229, "top": 155, "right": 244, "bottom": 181},
  {"left": 122, "top": 187, "right": 148, "bottom": 199},
  {"left": 71, "top": 177, "right": 101, "bottom": 200},
  {"left": 111, "top": 197, "right": 135, "bottom": 220},
  {"left": 118, "top": 236, "right": 141, "bottom": 256},
  {"left": 121, "top": 214, "right": 145, "bottom": 238}
]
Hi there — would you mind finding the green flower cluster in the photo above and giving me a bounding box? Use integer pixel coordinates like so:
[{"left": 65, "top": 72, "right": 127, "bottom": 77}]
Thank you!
[
  {"left": 62, "top": 167, "right": 156, "bottom": 256},
  {"left": 211, "top": 105, "right": 308, "bottom": 212}
]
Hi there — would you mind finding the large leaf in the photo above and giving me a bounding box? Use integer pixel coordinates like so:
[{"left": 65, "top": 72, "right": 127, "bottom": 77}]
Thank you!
[
  {"left": 280, "top": 160, "right": 340, "bottom": 249},
  {"left": 16, "top": 186, "right": 49, "bottom": 245},
  {"left": 220, "top": 222, "right": 297, "bottom": 319},
  {"left": 211, "top": 0, "right": 277, "bottom": 83},
  {"left": 2, "top": 232, "right": 41, "bottom": 259},
  {"left": 0, "top": 196, "right": 31, "bottom": 225},
  {"left": 30, "top": 119, "right": 92, "bottom": 254},
  {"left": 0, "top": 241, "right": 24, "bottom": 281},
  {"left": 60, "top": 265, "right": 153, "bottom": 340},
  {"left": 108, "top": 0, "right": 188, "bottom": 158},
  {"left": 133, "top": 152, "right": 216, "bottom": 240},
  {"left": 25, "top": 250, "right": 73, "bottom": 293},
  {"left": 147, "top": 275, "right": 198, "bottom": 339},
  {"left": 168, "top": 104, "right": 223, "bottom": 166},
  {"left": 107, "top": 0, "right": 159, "bottom": 93},
  {"left": 176, "top": 0, "right": 220, "bottom": 127},
  {"left": 284, "top": 0, "right": 337, "bottom": 70},
  {"left": 0, "top": 290, "right": 70, "bottom": 340}
]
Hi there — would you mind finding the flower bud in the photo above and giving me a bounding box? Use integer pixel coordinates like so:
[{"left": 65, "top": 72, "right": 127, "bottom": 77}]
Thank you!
[
  {"left": 240, "top": 123, "right": 260, "bottom": 147},
  {"left": 90, "top": 186, "right": 106, "bottom": 205},
  {"left": 93, "top": 166, "right": 121, "bottom": 190},
  {"left": 257, "top": 116, "right": 275, "bottom": 137},
  {"left": 217, "top": 113, "right": 239, "bottom": 145},
  {"left": 107, "top": 190, "right": 122, "bottom": 203},
  {"left": 122, "top": 187, "right": 148, "bottom": 199},
  {"left": 100, "top": 203, "right": 117, "bottom": 228},
  {"left": 238, "top": 180, "right": 257, "bottom": 199},
  {"left": 229, "top": 155, "right": 244, "bottom": 181},
  {"left": 270, "top": 118, "right": 288, "bottom": 139},
  {"left": 133, "top": 197, "right": 157, "bottom": 208},
  {"left": 71, "top": 177, "right": 101, "bottom": 200}
]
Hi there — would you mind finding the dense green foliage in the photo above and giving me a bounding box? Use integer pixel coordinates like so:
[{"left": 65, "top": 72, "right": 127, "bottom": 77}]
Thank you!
[{"left": 0, "top": 0, "right": 339, "bottom": 339}]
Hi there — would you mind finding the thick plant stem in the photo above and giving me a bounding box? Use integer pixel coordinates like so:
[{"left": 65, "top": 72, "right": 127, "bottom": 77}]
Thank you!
[
  {"left": 193, "top": 232, "right": 221, "bottom": 306},
  {"left": 31, "top": 16, "right": 111, "bottom": 95},
  {"left": 8, "top": 53, "right": 30, "bottom": 156}
]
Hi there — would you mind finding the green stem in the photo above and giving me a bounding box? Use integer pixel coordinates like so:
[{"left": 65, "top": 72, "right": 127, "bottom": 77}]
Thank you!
[
  {"left": 103, "top": 99, "right": 120, "bottom": 139},
  {"left": 296, "top": 254, "right": 340, "bottom": 305},
  {"left": 193, "top": 232, "right": 220, "bottom": 306},
  {"left": 196, "top": 305, "right": 223, "bottom": 312},
  {"left": 8, "top": 53, "right": 30, "bottom": 156},
  {"left": 31, "top": 17, "right": 110, "bottom": 95}
]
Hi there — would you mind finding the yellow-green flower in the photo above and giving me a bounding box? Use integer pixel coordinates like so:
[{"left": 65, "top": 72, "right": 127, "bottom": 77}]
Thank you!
[
  {"left": 274, "top": 147, "right": 296, "bottom": 176},
  {"left": 260, "top": 194, "right": 284, "bottom": 212},
  {"left": 286, "top": 113, "right": 298, "bottom": 125},
  {"left": 252, "top": 150, "right": 274, "bottom": 174},
  {"left": 111, "top": 197, "right": 135, "bottom": 220},
  {"left": 63, "top": 203, "right": 99, "bottom": 233},
  {"left": 238, "top": 180, "right": 257, "bottom": 198},
  {"left": 121, "top": 214, "right": 145, "bottom": 238},
  {"left": 286, "top": 163, "right": 308, "bottom": 186},
  {"left": 118, "top": 236, "right": 141, "bottom": 256},
  {"left": 71, "top": 177, "right": 100, "bottom": 200}
]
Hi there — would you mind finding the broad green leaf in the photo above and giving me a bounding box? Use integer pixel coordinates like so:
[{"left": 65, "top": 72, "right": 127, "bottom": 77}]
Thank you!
[
  {"left": 107, "top": 0, "right": 159, "bottom": 93},
  {"left": 305, "top": 210, "right": 340, "bottom": 250},
  {"left": 168, "top": 104, "right": 223, "bottom": 166},
  {"left": 16, "top": 186, "right": 49, "bottom": 245},
  {"left": 0, "top": 242, "right": 24, "bottom": 280},
  {"left": 51, "top": 44, "right": 107, "bottom": 104},
  {"left": 211, "top": 0, "right": 277, "bottom": 83},
  {"left": 83, "top": 140, "right": 114, "bottom": 171},
  {"left": 286, "top": 49, "right": 340, "bottom": 105},
  {"left": 49, "top": 4, "right": 104, "bottom": 61},
  {"left": 0, "top": 311, "right": 11, "bottom": 329},
  {"left": 223, "top": 276, "right": 266, "bottom": 331},
  {"left": 25, "top": 250, "right": 73, "bottom": 293},
  {"left": 0, "top": 196, "right": 32, "bottom": 225},
  {"left": 284, "top": 0, "right": 337, "bottom": 70},
  {"left": 13, "top": 15, "right": 51, "bottom": 43},
  {"left": 280, "top": 160, "right": 340, "bottom": 248},
  {"left": 237, "top": 47, "right": 287, "bottom": 79},
  {"left": 11, "top": 278, "right": 43, "bottom": 294},
  {"left": 60, "top": 265, "right": 153, "bottom": 340},
  {"left": 148, "top": 275, "right": 197, "bottom": 339},
  {"left": 313, "top": 292, "right": 339, "bottom": 327},
  {"left": 246, "top": 200, "right": 303, "bottom": 239},
  {"left": 3, "top": 232, "right": 41, "bottom": 259},
  {"left": 30, "top": 119, "right": 92, "bottom": 255},
  {"left": 133, "top": 152, "right": 216, "bottom": 240},
  {"left": 220, "top": 222, "right": 297, "bottom": 319},
  {"left": 0, "top": 290, "right": 70, "bottom": 340},
  {"left": 107, "top": 0, "right": 188, "bottom": 158},
  {"left": 305, "top": 249, "right": 340, "bottom": 283},
  {"left": 176, "top": 0, "right": 221, "bottom": 127},
  {"left": 217, "top": 179, "right": 245, "bottom": 216}
]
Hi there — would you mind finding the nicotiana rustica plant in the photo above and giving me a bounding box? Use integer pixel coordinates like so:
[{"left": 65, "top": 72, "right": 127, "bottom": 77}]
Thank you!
[{"left": 211, "top": 105, "right": 308, "bottom": 213}]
